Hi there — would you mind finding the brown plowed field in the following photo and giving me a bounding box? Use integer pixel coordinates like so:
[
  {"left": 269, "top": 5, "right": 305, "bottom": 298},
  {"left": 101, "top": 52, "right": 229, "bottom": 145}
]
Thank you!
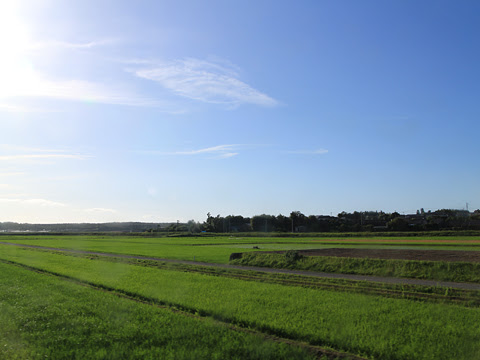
[{"left": 274, "top": 248, "right": 480, "bottom": 262}]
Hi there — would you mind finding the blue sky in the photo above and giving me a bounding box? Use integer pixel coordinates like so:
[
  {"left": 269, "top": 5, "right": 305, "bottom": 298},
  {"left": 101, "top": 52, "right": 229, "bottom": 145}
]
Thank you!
[{"left": 1, "top": 0, "right": 479, "bottom": 223}]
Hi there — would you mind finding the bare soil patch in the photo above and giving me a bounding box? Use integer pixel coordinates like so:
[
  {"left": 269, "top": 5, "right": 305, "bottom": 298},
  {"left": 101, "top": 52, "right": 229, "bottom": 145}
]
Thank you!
[{"left": 273, "top": 248, "right": 480, "bottom": 262}]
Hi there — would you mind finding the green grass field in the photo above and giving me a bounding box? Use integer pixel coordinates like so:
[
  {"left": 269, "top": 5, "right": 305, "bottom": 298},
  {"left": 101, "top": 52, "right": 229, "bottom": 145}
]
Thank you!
[
  {"left": 0, "top": 260, "right": 315, "bottom": 360},
  {"left": 2, "top": 234, "right": 480, "bottom": 359},
  {"left": 1, "top": 234, "right": 480, "bottom": 263},
  {"left": 1, "top": 244, "right": 480, "bottom": 359}
]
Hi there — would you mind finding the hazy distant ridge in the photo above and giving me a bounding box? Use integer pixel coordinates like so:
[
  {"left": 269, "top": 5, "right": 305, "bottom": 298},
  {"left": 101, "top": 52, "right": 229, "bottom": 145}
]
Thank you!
[{"left": 0, "top": 222, "right": 169, "bottom": 233}]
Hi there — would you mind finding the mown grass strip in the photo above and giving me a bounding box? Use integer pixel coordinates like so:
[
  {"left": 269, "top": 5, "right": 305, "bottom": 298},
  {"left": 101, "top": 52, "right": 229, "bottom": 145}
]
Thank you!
[
  {"left": 1, "top": 246, "right": 480, "bottom": 360},
  {"left": 0, "top": 261, "right": 322, "bottom": 360},
  {"left": 231, "top": 252, "right": 480, "bottom": 283}
]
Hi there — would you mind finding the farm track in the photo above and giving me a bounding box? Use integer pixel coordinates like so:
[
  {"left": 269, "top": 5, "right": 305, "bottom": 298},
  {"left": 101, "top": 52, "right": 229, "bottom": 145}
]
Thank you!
[
  {"left": 2, "top": 241, "right": 480, "bottom": 290},
  {"left": 0, "top": 258, "right": 366, "bottom": 360}
]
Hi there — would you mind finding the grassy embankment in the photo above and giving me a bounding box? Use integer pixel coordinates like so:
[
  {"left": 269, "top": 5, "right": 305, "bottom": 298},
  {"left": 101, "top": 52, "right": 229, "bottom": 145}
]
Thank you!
[
  {"left": 1, "top": 246, "right": 480, "bottom": 360},
  {"left": 0, "top": 261, "right": 314, "bottom": 360},
  {"left": 231, "top": 251, "right": 480, "bottom": 283}
]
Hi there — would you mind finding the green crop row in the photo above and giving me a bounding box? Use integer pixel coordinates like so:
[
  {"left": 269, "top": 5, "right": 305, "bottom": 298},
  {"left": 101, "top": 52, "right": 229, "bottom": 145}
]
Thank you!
[
  {"left": 1, "top": 246, "right": 480, "bottom": 360},
  {"left": 231, "top": 252, "right": 480, "bottom": 283},
  {"left": 0, "top": 261, "right": 316, "bottom": 360}
]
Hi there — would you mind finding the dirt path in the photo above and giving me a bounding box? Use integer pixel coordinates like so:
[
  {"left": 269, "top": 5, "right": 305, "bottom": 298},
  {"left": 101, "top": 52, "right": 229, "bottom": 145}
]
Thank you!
[{"left": 2, "top": 242, "right": 480, "bottom": 291}]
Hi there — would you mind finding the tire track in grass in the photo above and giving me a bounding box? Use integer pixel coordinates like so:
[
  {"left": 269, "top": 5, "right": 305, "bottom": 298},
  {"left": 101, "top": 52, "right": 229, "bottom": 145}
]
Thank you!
[
  {"left": 0, "top": 258, "right": 367, "bottom": 360},
  {"left": 2, "top": 241, "right": 480, "bottom": 290}
]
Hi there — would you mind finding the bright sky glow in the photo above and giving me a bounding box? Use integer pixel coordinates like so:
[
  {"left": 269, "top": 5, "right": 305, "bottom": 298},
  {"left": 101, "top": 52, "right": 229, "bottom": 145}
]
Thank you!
[
  {"left": 1, "top": 0, "right": 479, "bottom": 223},
  {"left": 0, "top": 2, "right": 34, "bottom": 98}
]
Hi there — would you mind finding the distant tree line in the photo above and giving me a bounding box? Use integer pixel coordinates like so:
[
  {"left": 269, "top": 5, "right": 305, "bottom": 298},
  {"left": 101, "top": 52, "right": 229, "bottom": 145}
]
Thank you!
[
  {"left": 159, "top": 209, "right": 480, "bottom": 234},
  {"left": 2, "top": 209, "right": 479, "bottom": 234},
  {"left": 0, "top": 222, "right": 167, "bottom": 233}
]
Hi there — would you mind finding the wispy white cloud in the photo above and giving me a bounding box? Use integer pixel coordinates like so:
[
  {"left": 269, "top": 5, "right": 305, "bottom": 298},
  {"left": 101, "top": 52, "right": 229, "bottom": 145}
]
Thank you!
[
  {"left": 1, "top": 9, "right": 274, "bottom": 113},
  {"left": 285, "top": 149, "right": 329, "bottom": 155},
  {"left": 0, "top": 145, "right": 70, "bottom": 153},
  {"left": 2, "top": 23, "right": 274, "bottom": 113},
  {"left": 0, "top": 146, "right": 92, "bottom": 163},
  {"left": 140, "top": 144, "right": 240, "bottom": 159},
  {"left": 0, "top": 102, "right": 51, "bottom": 113},
  {"left": 25, "top": 199, "right": 66, "bottom": 207},
  {"left": 172, "top": 144, "right": 238, "bottom": 155},
  {"left": 31, "top": 39, "right": 118, "bottom": 51},
  {"left": 0, "top": 198, "right": 66, "bottom": 207},
  {"left": 0, "top": 154, "right": 90, "bottom": 161},
  {"left": 0, "top": 74, "right": 162, "bottom": 108},
  {"left": 0, "top": 172, "right": 26, "bottom": 177},
  {"left": 0, "top": 193, "right": 30, "bottom": 198},
  {"left": 132, "top": 58, "right": 278, "bottom": 107},
  {"left": 217, "top": 152, "right": 239, "bottom": 159},
  {"left": 40, "top": 174, "right": 88, "bottom": 182},
  {"left": 0, "top": 52, "right": 168, "bottom": 110}
]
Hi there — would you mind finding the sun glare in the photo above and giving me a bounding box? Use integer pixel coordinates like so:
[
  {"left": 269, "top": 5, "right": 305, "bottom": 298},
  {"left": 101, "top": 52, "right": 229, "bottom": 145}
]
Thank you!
[{"left": 0, "top": 2, "right": 37, "bottom": 98}]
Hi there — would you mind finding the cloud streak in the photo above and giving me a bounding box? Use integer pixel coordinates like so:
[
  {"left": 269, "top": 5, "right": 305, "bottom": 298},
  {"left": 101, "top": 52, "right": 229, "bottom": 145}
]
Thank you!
[
  {"left": 171, "top": 144, "right": 238, "bottom": 155},
  {"left": 140, "top": 144, "right": 240, "bottom": 159},
  {"left": 132, "top": 58, "right": 278, "bottom": 107},
  {"left": 0, "top": 74, "right": 162, "bottom": 108},
  {"left": 1, "top": 24, "right": 274, "bottom": 112},
  {"left": 31, "top": 39, "right": 118, "bottom": 51},
  {"left": 0, "top": 198, "right": 66, "bottom": 207},
  {"left": 0, "top": 172, "right": 26, "bottom": 177},
  {"left": 284, "top": 149, "right": 329, "bottom": 155},
  {"left": 0, "top": 154, "right": 90, "bottom": 161},
  {"left": 0, "top": 146, "right": 92, "bottom": 163},
  {"left": 0, "top": 102, "right": 50, "bottom": 113},
  {"left": 0, "top": 43, "right": 169, "bottom": 110}
]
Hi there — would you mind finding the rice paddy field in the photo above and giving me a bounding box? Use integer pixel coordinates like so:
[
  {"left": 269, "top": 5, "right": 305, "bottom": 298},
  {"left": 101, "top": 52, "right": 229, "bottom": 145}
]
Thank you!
[
  {"left": 1, "top": 234, "right": 480, "bottom": 263},
  {"left": 1, "top": 234, "right": 480, "bottom": 359}
]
